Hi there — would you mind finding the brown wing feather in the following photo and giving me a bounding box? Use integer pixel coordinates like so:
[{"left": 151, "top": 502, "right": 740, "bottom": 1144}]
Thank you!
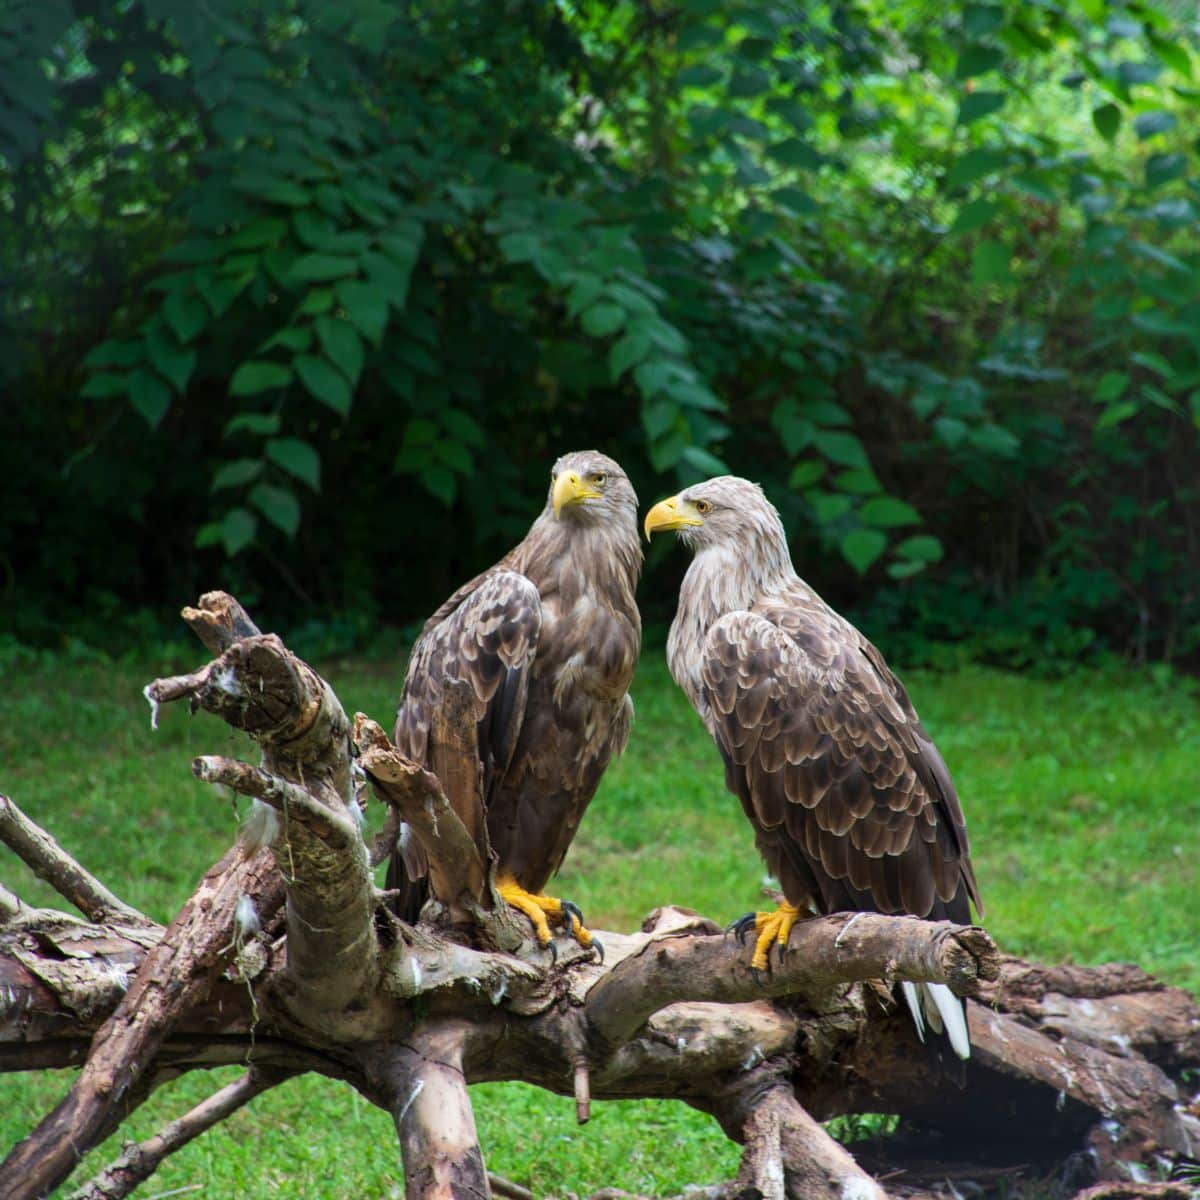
[
  {"left": 700, "top": 608, "right": 981, "bottom": 923},
  {"left": 388, "top": 570, "right": 540, "bottom": 913}
]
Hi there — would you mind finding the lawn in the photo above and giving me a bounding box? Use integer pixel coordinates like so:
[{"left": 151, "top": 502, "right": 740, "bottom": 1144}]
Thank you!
[{"left": 1, "top": 641, "right": 1197, "bottom": 1197}]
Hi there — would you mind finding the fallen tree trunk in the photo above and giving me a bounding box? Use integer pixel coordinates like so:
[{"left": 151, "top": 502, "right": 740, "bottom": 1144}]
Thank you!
[{"left": 1, "top": 593, "right": 1196, "bottom": 1200}]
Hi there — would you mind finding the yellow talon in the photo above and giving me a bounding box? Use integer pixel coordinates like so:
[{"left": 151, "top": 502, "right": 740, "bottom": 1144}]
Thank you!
[
  {"left": 749, "top": 902, "right": 804, "bottom": 971},
  {"left": 496, "top": 873, "right": 596, "bottom": 950}
]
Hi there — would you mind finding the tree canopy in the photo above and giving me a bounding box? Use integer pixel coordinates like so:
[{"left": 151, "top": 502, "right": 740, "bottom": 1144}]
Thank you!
[{"left": 2, "top": 0, "right": 1197, "bottom": 664}]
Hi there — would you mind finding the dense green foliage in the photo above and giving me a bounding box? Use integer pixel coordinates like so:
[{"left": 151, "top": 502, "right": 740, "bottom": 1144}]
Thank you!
[
  {"left": 2, "top": 0, "right": 1198, "bottom": 662},
  {"left": 1, "top": 647, "right": 1196, "bottom": 1193}
]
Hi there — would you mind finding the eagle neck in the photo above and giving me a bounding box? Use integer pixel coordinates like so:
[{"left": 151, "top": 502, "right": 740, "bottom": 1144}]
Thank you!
[
  {"left": 667, "top": 520, "right": 799, "bottom": 708},
  {"left": 522, "top": 510, "right": 642, "bottom": 611}
]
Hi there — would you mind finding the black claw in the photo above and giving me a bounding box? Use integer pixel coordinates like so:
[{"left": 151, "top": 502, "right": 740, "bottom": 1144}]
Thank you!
[
  {"left": 750, "top": 965, "right": 767, "bottom": 988},
  {"left": 590, "top": 936, "right": 605, "bottom": 965},
  {"left": 546, "top": 938, "right": 557, "bottom": 966},
  {"left": 726, "top": 912, "right": 756, "bottom": 945},
  {"left": 562, "top": 899, "right": 584, "bottom": 929}
]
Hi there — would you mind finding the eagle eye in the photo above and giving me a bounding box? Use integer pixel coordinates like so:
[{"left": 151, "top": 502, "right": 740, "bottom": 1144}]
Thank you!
[
  {"left": 591, "top": 472, "right": 607, "bottom": 486},
  {"left": 695, "top": 499, "right": 712, "bottom": 515}
]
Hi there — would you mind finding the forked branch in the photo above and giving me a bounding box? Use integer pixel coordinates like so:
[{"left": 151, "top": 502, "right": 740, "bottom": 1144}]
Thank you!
[{"left": 0, "top": 794, "right": 151, "bottom": 928}]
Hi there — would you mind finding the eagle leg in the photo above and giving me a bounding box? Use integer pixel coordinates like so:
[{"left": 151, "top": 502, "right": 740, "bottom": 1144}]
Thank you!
[
  {"left": 746, "top": 902, "right": 805, "bottom": 972},
  {"left": 496, "top": 873, "right": 598, "bottom": 956}
]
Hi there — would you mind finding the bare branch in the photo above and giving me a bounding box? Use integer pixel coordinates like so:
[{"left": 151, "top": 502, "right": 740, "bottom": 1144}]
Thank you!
[
  {"left": 488, "top": 1174, "right": 534, "bottom": 1200},
  {"left": 191, "top": 757, "right": 356, "bottom": 843},
  {"left": 0, "top": 794, "right": 151, "bottom": 927},
  {"left": 369, "top": 802, "right": 403, "bottom": 869},
  {"left": 355, "top": 714, "right": 489, "bottom": 917},
  {"left": 753, "top": 1085, "right": 888, "bottom": 1200},
  {"left": 573, "top": 1059, "right": 591, "bottom": 1125},
  {"left": 585, "top": 911, "right": 999, "bottom": 1045},
  {"left": 370, "top": 1026, "right": 491, "bottom": 1200},
  {"left": 180, "top": 590, "right": 263, "bottom": 655},
  {"left": 0, "top": 844, "right": 283, "bottom": 1200},
  {"left": 67, "top": 1067, "right": 289, "bottom": 1200},
  {"left": 0, "top": 881, "right": 22, "bottom": 922}
]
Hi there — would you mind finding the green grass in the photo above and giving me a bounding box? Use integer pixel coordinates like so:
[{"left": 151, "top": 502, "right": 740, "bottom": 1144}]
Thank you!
[{"left": 1, "top": 645, "right": 1197, "bottom": 1196}]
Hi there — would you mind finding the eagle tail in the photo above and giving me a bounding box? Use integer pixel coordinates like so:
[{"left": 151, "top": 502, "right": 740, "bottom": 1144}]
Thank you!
[{"left": 901, "top": 980, "right": 970, "bottom": 1061}]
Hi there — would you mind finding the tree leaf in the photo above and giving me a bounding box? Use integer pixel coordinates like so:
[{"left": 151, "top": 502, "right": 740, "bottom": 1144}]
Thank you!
[
  {"left": 1096, "top": 400, "right": 1139, "bottom": 429},
  {"left": 788, "top": 460, "right": 824, "bottom": 489},
  {"left": 642, "top": 399, "right": 679, "bottom": 441},
  {"left": 956, "top": 44, "right": 1005, "bottom": 79},
  {"left": 1133, "top": 110, "right": 1177, "bottom": 140},
  {"left": 581, "top": 302, "right": 626, "bottom": 337},
  {"left": 841, "top": 529, "right": 888, "bottom": 574},
  {"left": 226, "top": 413, "right": 281, "bottom": 437},
  {"left": 813, "top": 430, "right": 869, "bottom": 469},
  {"left": 315, "top": 316, "right": 364, "bottom": 385},
  {"left": 971, "top": 239, "right": 1012, "bottom": 284},
  {"left": 678, "top": 64, "right": 723, "bottom": 88},
  {"left": 221, "top": 507, "right": 258, "bottom": 556},
  {"left": 289, "top": 255, "right": 360, "bottom": 282},
  {"left": 81, "top": 373, "right": 129, "bottom": 399},
  {"left": 944, "top": 147, "right": 1009, "bottom": 190},
  {"left": 950, "top": 198, "right": 1002, "bottom": 235},
  {"left": 1117, "top": 60, "right": 1162, "bottom": 86},
  {"left": 294, "top": 354, "right": 352, "bottom": 414},
  {"left": 211, "top": 459, "right": 263, "bottom": 490},
  {"left": 260, "top": 327, "right": 313, "bottom": 354},
  {"left": 963, "top": 4, "right": 1004, "bottom": 37},
  {"left": 834, "top": 468, "right": 882, "bottom": 495},
  {"left": 266, "top": 438, "right": 321, "bottom": 490},
  {"left": 421, "top": 465, "right": 457, "bottom": 507},
  {"left": 146, "top": 326, "right": 196, "bottom": 394},
  {"left": 934, "top": 416, "right": 968, "bottom": 446},
  {"left": 361, "top": 251, "right": 414, "bottom": 309},
  {"left": 680, "top": 444, "right": 729, "bottom": 476},
  {"left": 860, "top": 497, "right": 921, "bottom": 527},
  {"left": 442, "top": 409, "right": 487, "bottom": 449},
  {"left": 1092, "top": 103, "right": 1122, "bottom": 141},
  {"left": 128, "top": 369, "right": 171, "bottom": 428},
  {"left": 335, "top": 280, "right": 389, "bottom": 347},
  {"left": 249, "top": 483, "right": 301, "bottom": 536},
  {"left": 958, "top": 91, "right": 1006, "bottom": 124},
  {"left": 1146, "top": 152, "right": 1187, "bottom": 188},
  {"left": 894, "top": 535, "right": 944, "bottom": 562},
  {"left": 610, "top": 331, "right": 653, "bottom": 380},
  {"left": 1148, "top": 34, "right": 1192, "bottom": 79},
  {"left": 1096, "top": 371, "right": 1129, "bottom": 403},
  {"left": 231, "top": 361, "right": 293, "bottom": 396},
  {"left": 163, "top": 290, "right": 209, "bottom": 343}
]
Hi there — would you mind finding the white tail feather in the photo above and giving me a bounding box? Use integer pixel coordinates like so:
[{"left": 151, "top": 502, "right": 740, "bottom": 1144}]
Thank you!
[
  {"left": 900, "top": 981, "right": 926, "bottom": 1042},
  {"left": 900, "top": 981, "right": 970, "bottom": 1060},
  {"left": 925, "top": 982, "right": 970, "bottom": 1060}
]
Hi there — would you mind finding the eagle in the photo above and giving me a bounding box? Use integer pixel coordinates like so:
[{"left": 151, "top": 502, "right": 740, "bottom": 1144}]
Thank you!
[
  {"left": 645, "top": 475, "right": 982, "bottom": 1058},
  {"left": 389, "top": 450, "right": 641, "bottom": 955}
]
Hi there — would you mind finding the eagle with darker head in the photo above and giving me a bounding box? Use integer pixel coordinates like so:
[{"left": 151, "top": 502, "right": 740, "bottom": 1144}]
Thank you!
[
  {"left": 389, "top": 450, "right": 642, "bottom": 956},
  {"left": 646, "top": 475, "right": 982, "bottom": 1058}
]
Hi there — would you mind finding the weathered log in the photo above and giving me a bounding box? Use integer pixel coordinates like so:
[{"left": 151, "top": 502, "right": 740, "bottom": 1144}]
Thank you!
[{"left": 1, "top": 591, "right": 1197, "bottom": 1200}]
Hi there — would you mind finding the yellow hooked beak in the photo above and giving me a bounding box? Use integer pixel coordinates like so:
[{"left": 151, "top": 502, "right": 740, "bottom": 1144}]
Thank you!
[
  {"left": 553, "top": 471, "right": 601, "bottom": 518},
  {"left": 643, "top": 494, "right": 705, "bottom": 542}
]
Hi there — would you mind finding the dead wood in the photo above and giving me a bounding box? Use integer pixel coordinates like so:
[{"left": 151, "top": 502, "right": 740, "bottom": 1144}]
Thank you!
[
  {"left": 1, "top": 591, "right": 1197, "bottom": 1200},
  {"left": 67, "top": 1067, "right": 290, "bottom": 1200}
]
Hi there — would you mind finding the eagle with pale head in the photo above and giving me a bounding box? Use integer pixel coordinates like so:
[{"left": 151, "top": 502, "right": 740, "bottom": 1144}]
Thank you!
[
  {"left": 389, "top": 450, "right": 641, "bottom": 955},
  {"left": 646, "top": 475, "right": 982, "bottom": 1058}
]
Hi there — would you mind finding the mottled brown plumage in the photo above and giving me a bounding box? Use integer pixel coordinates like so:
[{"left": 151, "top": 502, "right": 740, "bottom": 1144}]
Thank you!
[
  {"left": 648, "top": 475, "right": 981, "bottom": 1055},
  {"left": 388, "top": 451, "right": 641, "bottom": 932}
]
